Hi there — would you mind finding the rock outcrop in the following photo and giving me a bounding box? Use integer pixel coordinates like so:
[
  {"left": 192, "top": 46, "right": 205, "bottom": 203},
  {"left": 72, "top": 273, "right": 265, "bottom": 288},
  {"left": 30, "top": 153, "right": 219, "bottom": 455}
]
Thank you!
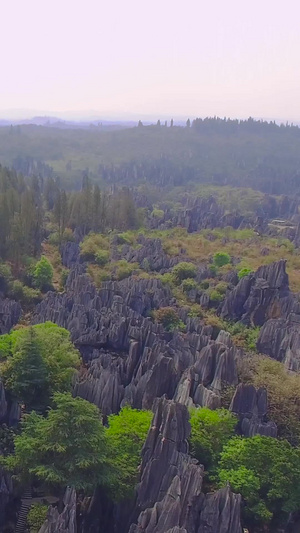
[
  {"left": 38, "top": 487, "right": 77, "bottom": 533},
  {"left": 257, "top": 313, "right": 300, "bottom": 371},
  {"left": 129, "top": 397, "right": 242, "bottom": 533},
  {"left": 230, "top": 383, "right": 277, "bottom": 437},
  {"left": 0, "top": 296, "right": 22, "bottom": 334},
  {"left": 220, "top": 260, "right": 299, "bottom": 326}
]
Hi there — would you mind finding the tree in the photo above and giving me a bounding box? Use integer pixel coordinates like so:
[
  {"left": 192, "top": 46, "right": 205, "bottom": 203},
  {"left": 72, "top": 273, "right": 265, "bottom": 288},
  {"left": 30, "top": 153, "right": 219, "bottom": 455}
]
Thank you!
[
  {"left": 1, "top": 328, "right": 50, "bottom": 412},
  {"left": 172, "top": 262, "right": 197, "bottom": 284},
  {"left": 186, "top": 118, "right": 191, "bottom": 127},
  {"left": 170, "top": 118, "right": 174, "bottom": 127},
  {"left": 153, "top": 307, "right": 184, "bottom": 331},
  {"left": 0, "top": 323, "right": 80, "bottom": 411},
  {"left": 189, "top": 407, "right": 236, "bottom": 470},
  {"left": 218, "top": 436, "right": 300, "bottom": 526},
  {"left": 213, "top": 252, "right": 231, "bottom": 268},
  {"left": 105, "top": 406, "right": 152, "bottom": 500},
  {"left": 33, "top": 256, "right": 53, "bottom": 291},
  {"left": 2, "top": 393, "right": 112, "bottom": 492}
]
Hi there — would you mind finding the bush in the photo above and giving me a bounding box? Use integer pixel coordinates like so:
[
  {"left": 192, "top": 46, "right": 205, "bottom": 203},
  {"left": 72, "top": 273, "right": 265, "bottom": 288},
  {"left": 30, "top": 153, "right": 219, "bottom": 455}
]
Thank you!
[
  {"left": 95, "top": 250, "right": 110, "bottom": 266},
  {"left": 172, "top": 262, "right": 197, "bottom": 284},
  {"left": 33, "top": 256, "right": 53, "bottom": 291},
  {"left": 213, "top": 252, "right": 231, "bottom": 268},
  {"left": 189, "top": 407, "right": 236, "bottom": 471},
  {"left": 113, "top": 260, "right": 137, "bottom": 280},
  {"left": 151, "top": 208, "right": 164, "bottom": 218},
  {"left": 208, "top": 289, "right": 224, "bottom": 303},
  {"left": 182, "top": 278, "right": 198, "bottom": 293},
  {"left": 238, "top": 267, "right": 253, "bottom": 279},
  {"left": 27, "top": 503, "right": 48, "bottom": 533},
  {"left": 0, "top": 263, "right": 12, "bottom": 293},
  {"left": 10, "top": 281, "right": 41, "bottom": 304},
  {"left": 218, "top": 436, "right": 300, "bottom": 526},
  {"left": 199, "top": 280, "right": 209, "bottom": 290},
  {"left": 153, "top": 307, "right": 184, "bottom": 331},
  {"left": 60, "top": 269, "right": 69, "bottom": 288},
  {"left": 105, "top": 406, "right": 152, "bottom": 500},
  {"left": 215, "top": 282, "right": 228, "bottom": 295},
  {"left": 80, "top": 233, "right": 109, "bottom": 261}
]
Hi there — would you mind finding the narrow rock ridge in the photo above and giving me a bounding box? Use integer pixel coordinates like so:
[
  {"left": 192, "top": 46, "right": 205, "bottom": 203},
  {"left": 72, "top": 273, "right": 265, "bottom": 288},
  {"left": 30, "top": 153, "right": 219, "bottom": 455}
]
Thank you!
[
  {"left": 0, "top": 296, "right": 22, "bottom": 334},
  {"left": 257, "top": 313, "right": 300, "bottom": 371}
]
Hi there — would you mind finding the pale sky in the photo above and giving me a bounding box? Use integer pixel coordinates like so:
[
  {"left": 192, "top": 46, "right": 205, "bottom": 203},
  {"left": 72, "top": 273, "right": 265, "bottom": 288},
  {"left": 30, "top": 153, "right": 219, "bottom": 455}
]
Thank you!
[{"left": 1, "top": 0, "right": 300, "bottom": 120}]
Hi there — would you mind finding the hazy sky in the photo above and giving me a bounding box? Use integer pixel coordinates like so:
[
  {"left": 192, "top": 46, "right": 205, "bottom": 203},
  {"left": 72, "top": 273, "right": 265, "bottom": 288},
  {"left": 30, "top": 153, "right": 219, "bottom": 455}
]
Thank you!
[{"left": 1, "top": 0, "right": 300, "bottom": 120}]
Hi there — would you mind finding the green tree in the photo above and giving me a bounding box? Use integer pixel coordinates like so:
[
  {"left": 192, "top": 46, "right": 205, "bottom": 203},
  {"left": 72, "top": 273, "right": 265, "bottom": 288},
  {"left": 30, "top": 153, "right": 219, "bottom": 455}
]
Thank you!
[
  {"left": 189, "top": 407, "right": 236, "bottom": 471},
  {"left": 33, "top": 256, "right": 53, "bottom": 291},
  {"left": 27, "top": 503, "right": 48, "bottom": 533},
  {"left": 218, "top": 435, "right": 300, "bottom": 526},
  {"left": 172, "top": 262, "right": 197, "bottom": 284},
  {"left": 2, "top": 393, "right": 112, "bottom": 491},
  {"left": 1, "top": 328, "right": 50, "bottom": 412},
  {"left": 106, "top": 406, "right": 152, "bottom": 500},
  {"left": 0, "top": 323, "right": 80, "bottom": 411},
  {"left": 213, "top": 252, "right": 231, "bottom": 268},
  {"left": 153, "top": 307, "right": 184, "bottom": 331}
]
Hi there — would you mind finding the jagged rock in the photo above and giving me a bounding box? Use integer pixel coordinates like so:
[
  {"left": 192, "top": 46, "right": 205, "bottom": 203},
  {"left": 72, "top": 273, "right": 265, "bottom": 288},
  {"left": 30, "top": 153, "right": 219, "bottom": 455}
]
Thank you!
[
  {"left": 220, "top": 260, "right": 299, "bottom": 326},
  {"left": 38, "top": 487, "right": 77, "bottom": 533},
  {"left": 0, "top": 470, "right": 13, "bottom": 529},
  {"left": 0, "top": 380, "right": 7, "bottom": 421},
  {"left": 0, "top": 296, "right": 22, "bottom": 334},
  {"left": 129, "top": 397, "right": 242, "bottom": 533},
  {"left": 197, "top": 486, "right": 242, "bottom": 533},
  {"left": 257, "top": 313, "right": 300, "bottom": 371},
  {"left": 60, "top": 241, "right": 80, "bottom": 268},
  {"left": 230, "top": 383, "right": 277, "bottom": 437}
]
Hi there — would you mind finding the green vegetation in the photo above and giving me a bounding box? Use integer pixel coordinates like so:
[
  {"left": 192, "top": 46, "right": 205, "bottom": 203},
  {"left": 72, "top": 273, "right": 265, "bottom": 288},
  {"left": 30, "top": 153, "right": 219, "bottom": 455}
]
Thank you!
[
  {"left": 172, "top": 262, "right": 197, "bottom": 284},
  {"left": 238, "top": 267, "right": 253, "bottom": 279},
  {"left": 189, "top": 407, "right": 236, "bottom": 471},
  {"left": 105, "top": 406, "right": 152, "bottom": 500},
  {"left": 27, "top": 504, "right": 48, "bottom": 533},
  {"left": 0, "top": 323, "right": 80, "bottom": 411},
  {"left": 218, "top": 436, "right": 300, "bottom": 526},
  {"left": 33, "top": 256, "right": 53, "bottom": 291},
  {"left": 153, "top": 307, "right": 184, "bottom": 331},
  {"left": 213, "top": 252, "right": 231, "bottom": 268},
  {"left": 2, "top": 393, "right": 112, "bottom": 491}
]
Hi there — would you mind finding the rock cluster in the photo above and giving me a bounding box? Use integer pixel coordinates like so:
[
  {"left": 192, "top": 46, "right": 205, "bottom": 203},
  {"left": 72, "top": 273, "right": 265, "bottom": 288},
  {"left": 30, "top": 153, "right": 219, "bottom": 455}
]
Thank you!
[
  {"left": 0, "top": 296, "right": 22, "bottom": 334},
  {"left": 230, "top": 383, "right": 277, "bottom": 437},
  {"left": 38, "top": 487, "right": 77, "bottom": 533},
  {"left": 33, "top": 267, "right": 240, "bottom": 416},
  {"left": 128, "top": 397, "right": 242, "bottom": 533}
]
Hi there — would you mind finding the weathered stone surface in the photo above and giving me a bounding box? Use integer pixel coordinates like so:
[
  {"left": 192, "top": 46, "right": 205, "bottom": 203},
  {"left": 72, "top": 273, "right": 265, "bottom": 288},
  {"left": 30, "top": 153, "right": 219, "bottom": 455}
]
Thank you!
[
  {"left": 0, "top": 296, "right": 22, "bottom": 334},
  {"left": 230, "top": 383, "right": 277, "bottom": 437},
  {"left": 60, "top": 241, "right": 80, "bottom": 268},
  {"left": 38, "top": 487, "right": 77, "bottom": 533},
  {"left": 129, "top": 397, "right": 242, "bottom": 533},
  {"left": 220, "top": 260, "right": 299, "bottom": 326},
  {"left": 257, "top": 313, "right": 300, "bottom": 371}
]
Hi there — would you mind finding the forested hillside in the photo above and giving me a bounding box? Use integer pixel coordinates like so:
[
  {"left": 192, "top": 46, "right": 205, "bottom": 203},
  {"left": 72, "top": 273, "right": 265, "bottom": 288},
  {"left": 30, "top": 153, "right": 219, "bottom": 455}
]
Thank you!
[
  {"left": 0, "top": 125, "right": 300, "bottom": 533},
  {"left": 1, "top": 117, "right": 300, "bottom": 194}
]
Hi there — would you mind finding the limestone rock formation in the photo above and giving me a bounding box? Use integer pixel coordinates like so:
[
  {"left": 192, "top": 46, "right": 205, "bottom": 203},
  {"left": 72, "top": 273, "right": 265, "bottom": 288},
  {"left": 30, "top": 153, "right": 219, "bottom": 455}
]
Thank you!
[
  {"left": 129, "top": 397, "right": 242, "bottom": 533},
  {"left": 0, "top": 296, "right": 22, "bottom": 334},
  {"left": 38, "top": 487, "right": 77, "bottom": 533},
  {"left": 230, "top": 383, "right": 277, "bottom": 437},
  {"left": 257, "top": 313, "right": 300, "bottom": 371}
]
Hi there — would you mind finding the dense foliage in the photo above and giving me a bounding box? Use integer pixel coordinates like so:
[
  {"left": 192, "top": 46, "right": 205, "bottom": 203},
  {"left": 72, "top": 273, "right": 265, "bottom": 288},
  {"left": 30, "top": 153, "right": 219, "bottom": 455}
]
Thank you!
[
  {"left": 2, "top": 393, "right": 112, "bottom": 491},
  {"left": 218, "top": 436, "right": 300, "bottom": 526},
  {"left": 105, "top": 406, "right": 152, "bottom": 500},
  {"left": 0, "top": 323, "right": 80, "bottom": 411}
]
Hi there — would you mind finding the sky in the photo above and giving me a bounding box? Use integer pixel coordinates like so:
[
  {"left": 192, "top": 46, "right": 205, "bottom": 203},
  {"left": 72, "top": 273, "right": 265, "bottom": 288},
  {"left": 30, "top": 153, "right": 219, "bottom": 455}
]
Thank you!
[{"left": 1, "top": 0, "right": 300, "bottom": 121}]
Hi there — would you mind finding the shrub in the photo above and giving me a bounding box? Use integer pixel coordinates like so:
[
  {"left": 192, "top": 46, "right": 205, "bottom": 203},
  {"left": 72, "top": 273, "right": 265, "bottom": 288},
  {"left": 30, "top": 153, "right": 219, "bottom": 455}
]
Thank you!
[
  {"left": 153, "top": 307, "right": 183, "bottom": 331},
  {"left": 215, "top": 282, "right": 228, "bottom": 295},
  {"left": 27, "top": 503, "right": 48, "bottom": 533},
  {"left": 0, "top": 263, "right": 12, "bottom": 293},
  {"left": 218, "top": 436, "right": 300, "bottom": 526},
  {"left": 213, "top": 252, "right": 231, "bottom": 268},
  {"left": 80, "top": 233, "right": 109, "bottom": 261},
  {"left": 9, "top": 281, "right": 41, "bottom": 304},
  {"left": 208, "top": 289, "right": 224, "bottom": 303},
  {"left": 95, "top": 250, "right": 110, "bottom": 266},
  {"left": 33, "top": 256, "right": 53, "bottom": 291},
  {"left": 151, "top": 208, "right": 164, "bottom": 218},
  {"left": 182, "top": 278, "right": 198, "bottom": 293},
  {"left": 158, "top": 273, "right": 174, "bottom": 287},
  {"left": 189, "top": 407, "right": 236, "bottom": 471},
  {"left": 172, "top": 262, "right": 197, "bottom": 284},
  {"left": 238, "top": 267, "right": 253, "bottom": 279},
  {"left": 60, "top": 269, "right": 69, "bottom": 289},
  {"left": 199, "top": 280, "right": 209, "bottom": 290}
]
